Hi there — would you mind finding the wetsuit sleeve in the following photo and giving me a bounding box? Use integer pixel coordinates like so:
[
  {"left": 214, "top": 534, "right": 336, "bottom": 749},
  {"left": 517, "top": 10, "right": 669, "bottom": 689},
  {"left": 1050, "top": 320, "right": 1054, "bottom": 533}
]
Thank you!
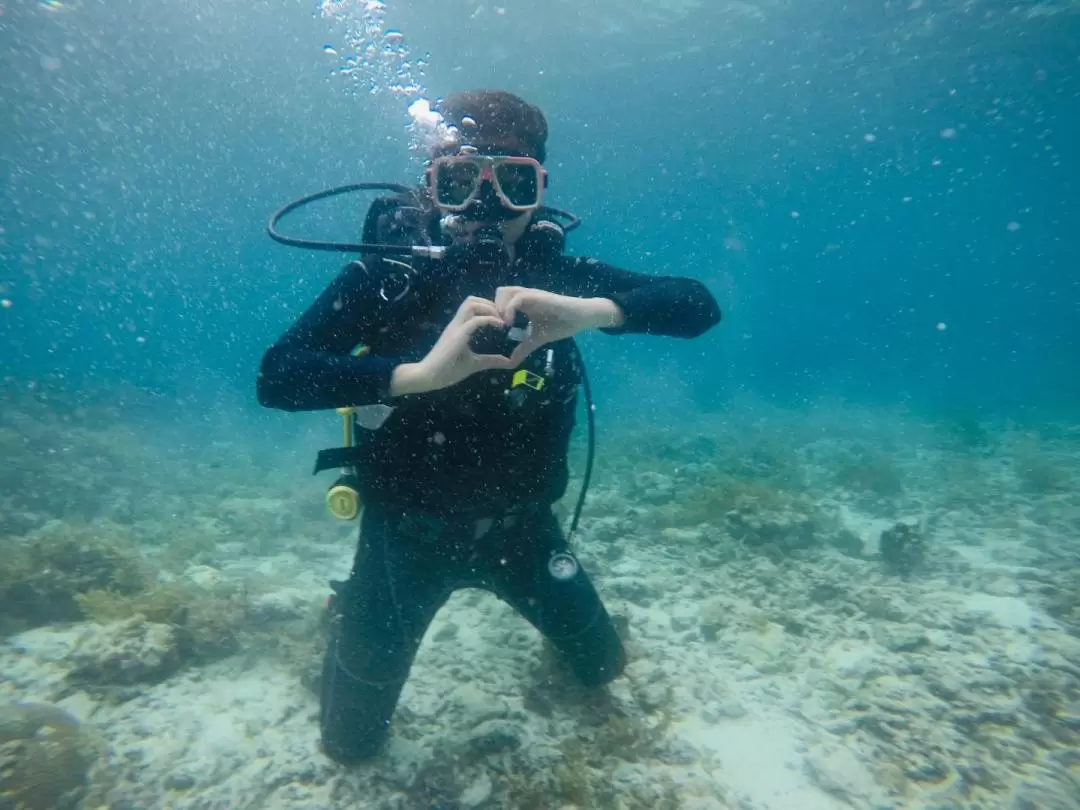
[
  {"left": 256, "top": 260, "right": 402, "bottom": 412},
  {"left": 554, "top": 256, "right": 721, "bottom": 338}
]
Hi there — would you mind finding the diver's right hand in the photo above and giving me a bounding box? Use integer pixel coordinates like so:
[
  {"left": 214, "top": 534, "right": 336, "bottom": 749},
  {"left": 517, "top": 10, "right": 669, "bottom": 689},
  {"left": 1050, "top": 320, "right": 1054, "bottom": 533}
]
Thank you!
[{"left": 389, "top": 297, "right": 515, "bottom": 396}]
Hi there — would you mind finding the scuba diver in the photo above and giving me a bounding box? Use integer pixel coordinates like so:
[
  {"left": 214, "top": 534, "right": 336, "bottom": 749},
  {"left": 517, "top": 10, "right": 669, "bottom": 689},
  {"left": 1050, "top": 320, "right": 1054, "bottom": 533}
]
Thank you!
[{"left": 256, "top": 89, "right": 722, "bottom": 764}]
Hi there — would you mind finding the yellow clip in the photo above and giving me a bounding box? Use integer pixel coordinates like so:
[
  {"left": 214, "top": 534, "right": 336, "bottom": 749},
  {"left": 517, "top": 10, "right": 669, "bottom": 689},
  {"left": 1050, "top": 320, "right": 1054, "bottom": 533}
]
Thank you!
[
  {"left": 336, "top": 407, "right": 355, "bottom": 446},
  {"left": 512, "top": 370, "right": 545, "bottom": 391}
]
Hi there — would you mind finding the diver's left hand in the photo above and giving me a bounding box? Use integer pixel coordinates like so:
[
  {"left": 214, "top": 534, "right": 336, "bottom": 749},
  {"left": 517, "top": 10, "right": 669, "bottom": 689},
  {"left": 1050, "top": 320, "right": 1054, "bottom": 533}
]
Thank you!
[{"left": 494, "top": 287, "right": 625, "bottom": 366}]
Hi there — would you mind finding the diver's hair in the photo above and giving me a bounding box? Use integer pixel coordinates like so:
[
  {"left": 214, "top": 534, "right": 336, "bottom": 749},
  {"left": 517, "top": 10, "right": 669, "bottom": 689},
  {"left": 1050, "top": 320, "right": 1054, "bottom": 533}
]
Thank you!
[{"left": 436, "top": 90, "right": 548, "bottom": 163}]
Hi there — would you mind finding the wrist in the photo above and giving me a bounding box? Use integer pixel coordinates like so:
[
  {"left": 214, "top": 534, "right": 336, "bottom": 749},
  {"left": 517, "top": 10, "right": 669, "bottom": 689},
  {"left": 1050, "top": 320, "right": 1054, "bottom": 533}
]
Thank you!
[
  {"left": 389, "top": 362, "right": 432, "bottom": 397},
  {"left": 588, "top": 298, "right": 625, "bottom": 329}
]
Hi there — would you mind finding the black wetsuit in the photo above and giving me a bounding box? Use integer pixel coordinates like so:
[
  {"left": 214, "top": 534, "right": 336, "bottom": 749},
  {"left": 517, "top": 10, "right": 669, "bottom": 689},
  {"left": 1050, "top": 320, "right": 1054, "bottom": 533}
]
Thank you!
[{"left": 257, "top": 212, "right": 721, "bottom": 764}]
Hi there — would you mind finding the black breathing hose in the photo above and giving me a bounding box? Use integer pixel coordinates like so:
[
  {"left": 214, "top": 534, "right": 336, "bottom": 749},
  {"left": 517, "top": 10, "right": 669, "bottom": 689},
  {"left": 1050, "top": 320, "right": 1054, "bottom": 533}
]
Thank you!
[
  {"left": 267, "top": 183, "right": 419, "bottom": 254},
  {"left": 267, "top": 182, "right": 582, "bottom": 255},
  {"left": 567, "top": 342, "right": 595, "bottom": 542}
]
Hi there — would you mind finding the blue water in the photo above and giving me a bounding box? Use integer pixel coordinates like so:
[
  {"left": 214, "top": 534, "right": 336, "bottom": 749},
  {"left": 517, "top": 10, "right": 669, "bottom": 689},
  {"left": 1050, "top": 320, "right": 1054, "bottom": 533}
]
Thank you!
[{"left": 1, "top": 0, "right": 1077, "bottom": 427}]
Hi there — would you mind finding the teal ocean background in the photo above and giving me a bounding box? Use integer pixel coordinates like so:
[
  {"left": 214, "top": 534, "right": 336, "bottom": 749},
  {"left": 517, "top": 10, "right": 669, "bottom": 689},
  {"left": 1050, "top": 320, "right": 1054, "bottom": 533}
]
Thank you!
[{"left": 4, "top": 0, "right": 1076, "bottom": 426}]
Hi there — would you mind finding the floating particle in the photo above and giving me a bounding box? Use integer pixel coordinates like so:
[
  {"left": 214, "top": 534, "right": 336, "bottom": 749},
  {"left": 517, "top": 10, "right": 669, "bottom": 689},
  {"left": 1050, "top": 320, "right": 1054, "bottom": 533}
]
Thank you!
[
  {"left": 0, "top": 299, "right": 12, "bottom": 309},
  {"left": 1006, "top": 221, "right": 1021, "bottom": 232},
  {"left": 902, "top": 196, "right": 913, "bottom": 203},
  {"left": 323, "top": 44, "right": 338, "bottom": 55},
  {"left": 936, "top": 322, "right": 947, "bottom": 331},
  {"left": 790, "top": 211, "right": 800, "bottom": 219},
  {"left": 40, "top": 0, "right": 65, "bottom": 11},
  {"left": 385, "top": 29, "right": 404, "bottom": 44},
  {"left": 941, "top": 128, "right": 957, "bottom": 139},
  {"left": 863, "top": 133, "right": 877, "bottom": 143},
  {"left": 136, "top": 335, "right": 146, "bottom": 344}
]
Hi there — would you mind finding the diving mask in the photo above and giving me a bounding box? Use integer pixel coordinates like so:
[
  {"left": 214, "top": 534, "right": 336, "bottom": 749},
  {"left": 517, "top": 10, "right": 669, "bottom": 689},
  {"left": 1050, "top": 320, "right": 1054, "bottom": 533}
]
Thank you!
[{"left": 428, "top": 154, "right": 546, "bottom": 214}]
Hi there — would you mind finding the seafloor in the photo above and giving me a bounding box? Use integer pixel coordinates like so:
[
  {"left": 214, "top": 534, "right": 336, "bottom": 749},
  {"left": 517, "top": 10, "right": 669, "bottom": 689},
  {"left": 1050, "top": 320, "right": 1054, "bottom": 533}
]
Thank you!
[{"left": 1, "top": 395, "right": 1078, "bottom": 810}]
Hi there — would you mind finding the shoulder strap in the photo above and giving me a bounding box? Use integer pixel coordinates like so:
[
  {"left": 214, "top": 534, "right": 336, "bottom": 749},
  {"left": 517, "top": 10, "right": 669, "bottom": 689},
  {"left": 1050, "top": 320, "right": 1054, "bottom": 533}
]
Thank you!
[{"left": 518, "top": 213, "right": 567, "bottom": 263}]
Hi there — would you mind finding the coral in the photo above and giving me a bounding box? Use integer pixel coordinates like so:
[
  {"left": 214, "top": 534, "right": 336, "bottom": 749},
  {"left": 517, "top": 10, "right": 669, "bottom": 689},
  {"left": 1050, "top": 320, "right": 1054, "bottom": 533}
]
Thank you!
[
  {"left": 75, "top": 577, "right": 325, "bottom": 682},
  {"left": 0, "top": 702, "right": 100, "bottom": 810},
  {"left": 75, "top": 580, "right": 246, "bottom": 663},
  {"left": 0, "top": 520, "right": 152, "bottom": 637},
  {"left": 661, "top": 471, "right": 813, "bottom": 530},
  {"left": 155, "top": 521, "right": 221, "bottom": 572},
  {"left": 725, "top": 499, "right": 820, "bottom": 558},
  {"left": 497, "top": 737, "right": 684, "bottom": 810},
  {"left": 594, "top": 705, "right": 674, "bottom": 762},
  {"left": 0, "top": 507, "right": 319, "bottom": 680},
  {"left": 67, "top": 617, "right": 183, "bottom": 686},
  {"left": 687, "top": 475, "right": 830, "bottom": 562},
  {"left": 832, "top": 446, "right": 905, "bottom": 497},
  {"left": 879, "top": 521, "right": 927, "bottom": 577},
  {"left": 614, "top": 425, "right": 804, "bottom": 492}
]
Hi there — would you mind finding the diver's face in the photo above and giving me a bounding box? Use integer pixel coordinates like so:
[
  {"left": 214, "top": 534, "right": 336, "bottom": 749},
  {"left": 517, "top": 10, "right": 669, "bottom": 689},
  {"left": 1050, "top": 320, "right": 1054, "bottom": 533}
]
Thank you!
[{"left": 429, "top": 140, "right": 543, "bottom": 242}]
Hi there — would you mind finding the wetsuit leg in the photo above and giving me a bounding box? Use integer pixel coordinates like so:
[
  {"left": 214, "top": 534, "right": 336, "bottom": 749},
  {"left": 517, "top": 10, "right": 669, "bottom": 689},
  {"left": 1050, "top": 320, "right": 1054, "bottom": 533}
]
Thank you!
[
  {"left": 320, "top": 507, "right": 452, "bottom": 764},
  {"left": 487, "top": 508, "right": 625, "bottom": 687}
]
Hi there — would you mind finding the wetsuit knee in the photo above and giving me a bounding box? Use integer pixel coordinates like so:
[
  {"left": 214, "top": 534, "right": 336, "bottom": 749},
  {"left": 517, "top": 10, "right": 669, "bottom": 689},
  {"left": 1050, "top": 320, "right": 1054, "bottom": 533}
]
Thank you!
[
  {"left": 321, "top": 719, "right": 387, "bottom": 765},
  {"left": 567, "top": 625, "right": 626, "bottom": 688},
  {"left": 319, "top": 635, "right": 402, "bottom": 764}
]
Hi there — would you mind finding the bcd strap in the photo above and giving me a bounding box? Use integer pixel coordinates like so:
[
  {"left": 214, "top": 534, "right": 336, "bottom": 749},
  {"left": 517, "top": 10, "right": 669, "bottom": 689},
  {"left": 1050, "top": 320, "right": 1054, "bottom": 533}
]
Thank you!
[
  {"left": 361, "top": 190, "right": 437, "bottom": 252},
  {"left": 361, "top": 189, "right": 569, "bottom": 263},
  {"left": 313, "top": 446, "right": 371, "bottom": 476}
]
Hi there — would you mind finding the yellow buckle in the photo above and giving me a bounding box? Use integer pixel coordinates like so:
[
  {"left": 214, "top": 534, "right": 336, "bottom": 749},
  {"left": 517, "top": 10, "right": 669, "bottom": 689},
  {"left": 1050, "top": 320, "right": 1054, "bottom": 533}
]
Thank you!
[{"left": 512, "top": 370, "right": 545, "bottom": 391}]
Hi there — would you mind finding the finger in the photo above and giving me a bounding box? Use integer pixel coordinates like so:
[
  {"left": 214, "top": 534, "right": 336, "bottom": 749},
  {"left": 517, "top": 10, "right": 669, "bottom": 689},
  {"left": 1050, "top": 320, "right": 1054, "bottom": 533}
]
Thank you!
[
  {"left": 501, "top": 291, "right": 531, "bottom": 325},
  {"left": 462, "top": 295, "right": 499, "bottom": 316},
  {"left": 468, "top": 294, "right": 499, "bottom": 310},
  {"left": 494, "top": 286, "right": 523, "bottom": 313},
  {"left": 472, "top": 353, "right": 515, "bottom": 371},
  {"left": 461, "top": 314, "right": 506, "bottom": 337},
  {"left": 455, "top": 296, "right": 501, "bottom": 324}
]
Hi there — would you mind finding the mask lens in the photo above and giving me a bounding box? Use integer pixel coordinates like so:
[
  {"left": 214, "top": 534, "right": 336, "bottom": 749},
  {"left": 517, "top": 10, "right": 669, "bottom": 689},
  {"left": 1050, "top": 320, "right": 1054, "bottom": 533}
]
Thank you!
[
  {"left": 435, "top": 160, "right": 481, "bottom": 207},
  {"left": 494, "top": 161, "right": 540, "bottom": 208}
]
